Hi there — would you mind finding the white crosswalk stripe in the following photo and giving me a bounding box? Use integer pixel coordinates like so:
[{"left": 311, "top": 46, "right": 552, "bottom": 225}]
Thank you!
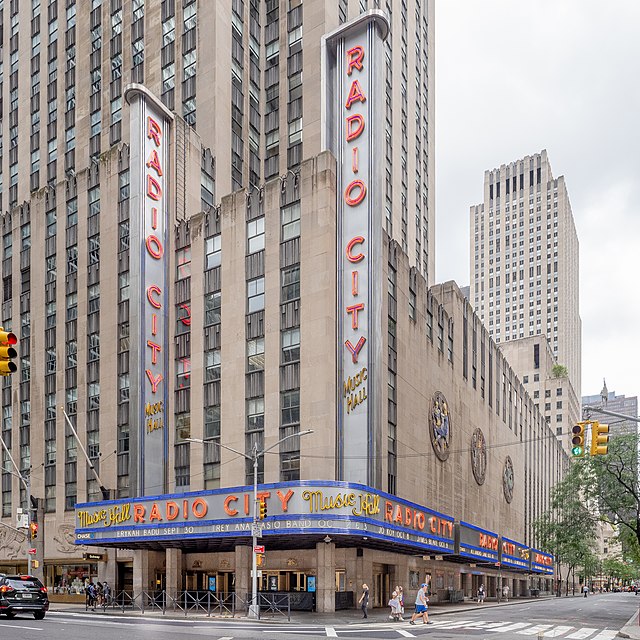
[
  {"left": 517, "top": 625, "right": 554, "bottom": 635},
  {"left": 493, "top": 622, "right": 533, "bottom": 633},
  {"left": 395, "top": 630, "right": 416, "bottom": 638},
  {"left": 591, "top": 632, "right": 618, "bottom": 640},
  {"left": 566, "top": 629, "right": 598, "bottom": 639},
  {"left": 542, "top": 626, "right": 575, "bottom": 637}
]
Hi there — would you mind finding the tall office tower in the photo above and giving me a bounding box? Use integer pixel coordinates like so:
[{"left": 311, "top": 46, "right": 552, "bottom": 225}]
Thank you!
[
  {"left": 470, "top": 150, "right": 582, "bottom": 405},
  {"left": 0, "top": 2, "right": 562, "bottom": 611},
  {"left": 583, "top": 383, "right": 638, "bottom": 438}
]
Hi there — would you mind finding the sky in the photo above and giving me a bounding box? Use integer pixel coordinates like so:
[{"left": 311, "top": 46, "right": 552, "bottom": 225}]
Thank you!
[{"left": 435, "top": 0, "right": 640, "bottom": 403}]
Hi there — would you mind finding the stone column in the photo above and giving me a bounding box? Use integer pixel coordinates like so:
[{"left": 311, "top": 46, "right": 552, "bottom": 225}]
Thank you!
[
  {"left": 165, "top": 548, "right": 183, "bottom": 599},
  {"left": 315, "top": 541, "right": 336, "bottom": 613},
  {"left": 100, "top": 549, "right": 117, "bottom": 589},
  {"left": 235, "top": 545, "right": 251, "bottom": 602},
  {"left": 133, "top": 549, "right": 151, "bottom": 595}
]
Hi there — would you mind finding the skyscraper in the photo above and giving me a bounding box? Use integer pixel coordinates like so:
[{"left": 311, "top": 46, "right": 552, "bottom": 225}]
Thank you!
[
  {"left": 470, "top": 151, "right": 582, "bottom": 447},
  {"left": 0, "top": 2, "right": 561, "bottom": 610},
  {"left": 583, "top": 384, "right": 638, "bottom": 438}
]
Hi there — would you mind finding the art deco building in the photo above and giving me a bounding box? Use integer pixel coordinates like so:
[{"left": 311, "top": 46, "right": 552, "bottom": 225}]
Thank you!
[
  {"left": 583, "top": 384, "right": 638, "bottom": 438},
  {"left": 0, "top": 1, "right": 563, "bottom": 611},
  {"left": 470, "top": 151, "right": 582, "bottom": 449}
]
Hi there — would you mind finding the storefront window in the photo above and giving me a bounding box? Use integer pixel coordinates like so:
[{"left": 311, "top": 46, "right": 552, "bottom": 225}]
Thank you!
[{"left": 45, "top": 563, "right": 97, "bottom": 594}]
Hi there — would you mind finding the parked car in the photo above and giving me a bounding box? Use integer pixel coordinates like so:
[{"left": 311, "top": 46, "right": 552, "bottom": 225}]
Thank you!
[{"left": 0, "top": 575, "right": 49, "bottom": 619}]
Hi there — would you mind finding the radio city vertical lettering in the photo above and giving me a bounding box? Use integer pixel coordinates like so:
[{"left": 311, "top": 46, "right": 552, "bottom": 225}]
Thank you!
[
  {"left": 339, "top": 34, "right": 372, "bottom": 484},
  {"left": 137, "top": 95, "right": 170, "bottom": 495}
]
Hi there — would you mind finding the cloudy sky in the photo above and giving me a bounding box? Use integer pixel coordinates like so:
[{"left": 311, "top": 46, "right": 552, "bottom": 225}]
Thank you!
[{"left": 435, "top": 0, "right": 640, "bottom": 402}]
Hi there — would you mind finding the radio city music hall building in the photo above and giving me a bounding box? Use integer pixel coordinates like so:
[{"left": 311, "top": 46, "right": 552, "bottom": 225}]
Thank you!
[{"left": 0, "top": 4, "right": 563, "bottom": 611}]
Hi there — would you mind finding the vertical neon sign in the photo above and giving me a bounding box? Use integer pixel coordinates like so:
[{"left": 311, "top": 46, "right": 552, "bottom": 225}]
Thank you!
[
  {"left": 323, "top": 12, "right": 389, "bottom": 486},
  {"left": 125, "top": 85, "right": 173, "bottom": 496}
]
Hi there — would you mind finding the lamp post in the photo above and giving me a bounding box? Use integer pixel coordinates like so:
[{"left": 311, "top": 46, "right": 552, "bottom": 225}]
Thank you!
[
  {"left": 0, "top": 434, "right": 32, "bottom": 574},
  {"left": 187, "top": 428, "right": 313, "bottom": 618}
]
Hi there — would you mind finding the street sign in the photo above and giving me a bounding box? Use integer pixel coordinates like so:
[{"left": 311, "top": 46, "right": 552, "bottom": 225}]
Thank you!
[
  {"left": 254, "top": 545, "right": 265, "bottom": 553},
  {"left": 251, "top": 524, "right": 263, "bottom": 538},
  {"left": 28, "top": 548, "right": 36, "bottom": 555},
  {"left": 250, "top": 570, "right": 263, "bottom": 578}
]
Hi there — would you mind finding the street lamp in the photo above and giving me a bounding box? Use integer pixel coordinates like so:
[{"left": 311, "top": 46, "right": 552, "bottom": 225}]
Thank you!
[{"left": 187, "top": 428, "right": 313, "bottom": 618}]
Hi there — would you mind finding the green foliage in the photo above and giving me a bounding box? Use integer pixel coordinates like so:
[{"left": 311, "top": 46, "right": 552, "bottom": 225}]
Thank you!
[
  {"left": 533, "top": 460, "right": 597, "bottom": 589},
  {"left": 552, "top": 364, "right": 568, "bottom": 378},
  {"left": 586, "top": 433, "right": 640, "bottom": 547}
]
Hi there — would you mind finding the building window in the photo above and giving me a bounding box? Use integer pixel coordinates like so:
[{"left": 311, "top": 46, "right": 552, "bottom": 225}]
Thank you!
[
  {"left": 247, "top": 277, "right": 265, "bottom": 313},
  {"left": 247, "top": 398, "right": 264, "bottom": 432},
  {"left": 176, "top": 246, "right": 191, "bottom": 280},
  {"left": 247, "top": 217, "right": 265, "bottom": 254},
  {"left": 205, "top": 292, "right": 222, "bottom": 325},
  {"left": 281, "top": 202, "right": 301, "bottom": 241},
  {"left": 247, "top": 338, "right": 265, "bottom": 372},
  {"left": 281, "top": 266, "right": 300, "bottom": 302},
  {"left": 175, "top": 413, "right": 191, "bottom": 443},
  {"left": 281, "top": 390, "right": 300, "bottom": 426},
  {"left": 204, "top": 350, "right": 221, "bottom": 382},
  {"left": 282, "top": 328, "right": 300, "bottom": 364},
  {"left": 205, "top": 235, "right": 221, "bottom": 270}
]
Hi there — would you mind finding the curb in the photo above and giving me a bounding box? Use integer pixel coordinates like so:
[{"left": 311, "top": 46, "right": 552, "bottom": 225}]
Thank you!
[{"left": 617, "top": 608, "right": 640, "bottom": 640}]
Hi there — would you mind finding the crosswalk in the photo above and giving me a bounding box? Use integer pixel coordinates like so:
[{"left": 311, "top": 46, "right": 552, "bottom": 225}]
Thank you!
[{"left": 422, "top": 618, "right": 618, "bottom": 639}]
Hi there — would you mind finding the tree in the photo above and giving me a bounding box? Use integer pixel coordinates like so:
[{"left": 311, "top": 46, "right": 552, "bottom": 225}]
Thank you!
[
  {"left": 585, "top": 433, "right": 640, "bottom": 549},
  {"left": 534, "top": 460, "right": 598, "bottom": 595},
  {"left": 552, "top": 364, "right": 568, "bottom": 378}
]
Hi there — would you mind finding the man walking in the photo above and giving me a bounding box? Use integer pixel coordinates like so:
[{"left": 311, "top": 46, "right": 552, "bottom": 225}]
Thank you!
[
  {"left": 358, "top": 583, "right": 370, "bottom": 618},
  {"left": 410, "top": 583, "right": 432, "bottom": 625}
]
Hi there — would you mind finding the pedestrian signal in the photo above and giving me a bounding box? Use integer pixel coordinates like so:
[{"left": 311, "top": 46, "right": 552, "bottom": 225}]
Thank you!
[
  {"left": 571, "top": 422, "right": 586, "bottom": 457},
  {"left": 590, "top": 421, "right": 610, "bottom": 456},
  {"left": 0, "top": 328, "right": 17, "bottom": 376}
]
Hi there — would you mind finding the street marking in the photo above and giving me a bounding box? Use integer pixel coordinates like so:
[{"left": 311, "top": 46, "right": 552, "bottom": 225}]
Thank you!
[
  {"left": 494, "top": 622, "right": 533, "bottom": 633},
  {"left": 434, "top": 619, "right": 475, "bottom": 628},
  {"left": 326, "top": 628, "right": 338, "bottom": 637},
  {"left": 543, "top": 626, "right": 575, "bottom": 637},
  {"left": 591, "top": 632, "right": 618, "bottom": 640},
  {"left": 0, "top": 624, "right": 43, "bottom": 631},
  {"left": 566, "top": 630, "right": 598, "bottom": 639},
  {"left": 517, "top": 625, "right": 553, "bottom": 635},
  {"left": 396, "top": 630, "right": 415, "bottom": 638},
  {"left": 218, "top": 637, "right": 234, "bottom": 640}
]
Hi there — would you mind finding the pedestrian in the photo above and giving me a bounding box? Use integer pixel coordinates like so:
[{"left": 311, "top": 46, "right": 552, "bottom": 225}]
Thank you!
[
  {"left": 103, "top": 581, "right": 111, "bottom": 606},
  {"left": 87, "top": 582, "right": 96, "bottom": 610},
  {"left": 409, "top": 583, "right": 432, "bottom": 625},
  {"left": 388, "top": 590, "right": 400, "bottom": 621},
  {"left": 358, "top": 583, "right": 369, "bottom": 619},
  {"left": 397, "top": 585, "right": 405, "bottom": 620},
  {"left": 502, "top": 584, "right": 509, "bottom": 602},
  {"left": 477, "top": 583, "right": 486, "bottom": 604},
  {"left": 583, "top": 584, "right": 588, "bottom": 598}
]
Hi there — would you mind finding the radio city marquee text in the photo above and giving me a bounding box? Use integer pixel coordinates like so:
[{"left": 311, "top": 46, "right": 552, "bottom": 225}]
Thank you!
[
  {"left": 143, "top": 114, "right": 166, "bottom": 433},
  {"left": 76, "top": 488, "right": 453, "bottom": 540},
  {"left": 342, "top": 44, "right": 369, "bottom": 416}
]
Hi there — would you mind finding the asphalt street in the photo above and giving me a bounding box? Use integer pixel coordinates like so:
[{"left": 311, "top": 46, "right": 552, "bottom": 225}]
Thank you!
[{"left": 0, "top": 592, "right": 637, "bottom": 640}]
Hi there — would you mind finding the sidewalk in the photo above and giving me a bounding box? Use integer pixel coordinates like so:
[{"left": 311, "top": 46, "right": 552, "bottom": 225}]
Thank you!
[
  {"left": 49, "top": 594, "right": 556, "bottom": 625},
  {"left": 619, "top": 608, "right": 640, "bottom": 640}
]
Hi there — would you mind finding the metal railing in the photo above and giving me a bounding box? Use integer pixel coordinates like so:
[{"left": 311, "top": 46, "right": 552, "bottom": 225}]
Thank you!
[{"left": 87, "top": 590, "right": 243, "bottom": 617}]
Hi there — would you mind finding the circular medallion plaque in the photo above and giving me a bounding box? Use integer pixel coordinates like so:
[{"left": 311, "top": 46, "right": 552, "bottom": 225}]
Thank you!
[
  {"left": 503, "top": 456, "right": 514, "bottom": 503},
  {"left": 471, "top": 428, "right": 487, "bottom": 485},
  {"left": 430, "top": 391, "right": 451, "bottom": 461}
]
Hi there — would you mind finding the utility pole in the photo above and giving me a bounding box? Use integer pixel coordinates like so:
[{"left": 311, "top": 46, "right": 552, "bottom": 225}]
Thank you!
[
  {"left": 0, "top": 433, "right": 32, "bottom": 574},
  {"left": 187, "top": 429, "right": 312, "bottom": 618}
]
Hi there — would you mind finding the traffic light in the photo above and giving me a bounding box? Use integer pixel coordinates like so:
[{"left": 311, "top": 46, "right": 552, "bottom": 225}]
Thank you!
[
  {"left": 0, "top": 328, "right": 17, "bottom": 376},
  {"left": 571, "top": 422, "right": 586, "bottom": 457},
  {"left": 30, "top": 522, "right": 38, "bottom": 540},
  {"left": 259, "top": 501, "right": 268, "bottom": 520},
  {"left": 256, "top": 553, "right": 265, "bottom": 567},
  {"left": 590, "top": 421, "right": 610, "bottom": 456}
]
